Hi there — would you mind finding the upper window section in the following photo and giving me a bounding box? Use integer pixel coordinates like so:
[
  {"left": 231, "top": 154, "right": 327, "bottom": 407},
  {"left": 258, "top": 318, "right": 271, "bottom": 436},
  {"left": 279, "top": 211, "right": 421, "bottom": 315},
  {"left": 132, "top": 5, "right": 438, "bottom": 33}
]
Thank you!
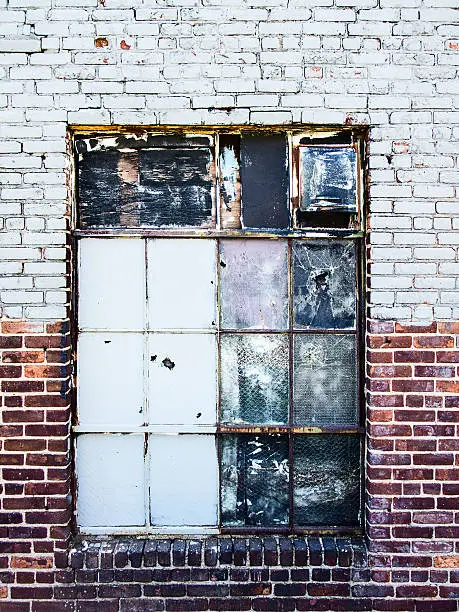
[{"left": 74, "top": 129, "right": 364, "bottom": 233}]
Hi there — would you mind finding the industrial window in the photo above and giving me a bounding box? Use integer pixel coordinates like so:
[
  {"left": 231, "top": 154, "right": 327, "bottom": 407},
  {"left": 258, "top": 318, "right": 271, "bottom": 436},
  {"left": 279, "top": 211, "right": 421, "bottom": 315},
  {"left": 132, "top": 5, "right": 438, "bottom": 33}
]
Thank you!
[{"left": 72, "top": 128, "right": 365, "bottom": 535}]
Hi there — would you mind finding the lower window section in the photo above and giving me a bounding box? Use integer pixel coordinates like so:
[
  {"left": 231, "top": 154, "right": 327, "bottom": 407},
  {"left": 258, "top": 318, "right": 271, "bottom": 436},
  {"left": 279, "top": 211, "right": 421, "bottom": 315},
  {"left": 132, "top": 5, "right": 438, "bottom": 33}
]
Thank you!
[{"left": 75, "top": 433, "right": 361, "bottom": 531}]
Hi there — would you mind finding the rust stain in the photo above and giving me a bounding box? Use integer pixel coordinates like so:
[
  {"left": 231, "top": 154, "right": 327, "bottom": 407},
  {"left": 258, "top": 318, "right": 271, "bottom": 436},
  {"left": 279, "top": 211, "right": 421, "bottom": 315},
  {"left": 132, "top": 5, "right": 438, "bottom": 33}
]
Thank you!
[
  {"left": 95, "top": 37, "right": 108, "bottom": 48},
  {"left": 11, "top": 556, "right": 53, "bottom": 569},
  {"left": 120, "top": 40, "right": 131, "bottom": 50}
]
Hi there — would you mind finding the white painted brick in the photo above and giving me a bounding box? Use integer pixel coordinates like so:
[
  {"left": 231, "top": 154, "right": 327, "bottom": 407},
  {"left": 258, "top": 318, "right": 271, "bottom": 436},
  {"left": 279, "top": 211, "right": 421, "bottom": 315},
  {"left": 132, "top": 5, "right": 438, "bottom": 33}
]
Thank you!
[{"left": 414, "top": 247, "right": 456, "bottom": 260}]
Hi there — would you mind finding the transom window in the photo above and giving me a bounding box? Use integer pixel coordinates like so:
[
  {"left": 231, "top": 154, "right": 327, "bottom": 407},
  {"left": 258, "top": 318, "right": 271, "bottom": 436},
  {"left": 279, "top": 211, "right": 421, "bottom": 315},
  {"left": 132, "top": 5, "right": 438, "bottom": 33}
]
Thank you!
[{"left": 72, "top": 128, "right": 365, "bottom": 534}]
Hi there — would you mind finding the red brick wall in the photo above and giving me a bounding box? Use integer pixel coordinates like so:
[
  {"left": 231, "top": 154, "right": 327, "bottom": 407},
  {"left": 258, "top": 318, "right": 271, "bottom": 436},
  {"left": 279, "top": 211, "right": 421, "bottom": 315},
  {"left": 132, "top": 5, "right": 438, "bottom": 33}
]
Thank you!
[{"left": 1, "top": 317, "right": 459, "bottom": 610}]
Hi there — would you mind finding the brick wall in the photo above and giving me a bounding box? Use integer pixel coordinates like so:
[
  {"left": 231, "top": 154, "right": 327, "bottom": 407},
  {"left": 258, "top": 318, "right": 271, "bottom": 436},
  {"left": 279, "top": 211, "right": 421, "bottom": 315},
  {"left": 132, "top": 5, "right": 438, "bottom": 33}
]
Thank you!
[{"left": 1, "top": 0, "right": 459, "bottom": 608}]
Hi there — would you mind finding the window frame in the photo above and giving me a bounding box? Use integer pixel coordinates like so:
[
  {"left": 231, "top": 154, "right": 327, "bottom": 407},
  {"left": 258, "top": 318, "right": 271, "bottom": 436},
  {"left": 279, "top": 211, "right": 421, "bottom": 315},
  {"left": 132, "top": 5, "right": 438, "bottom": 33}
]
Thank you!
[{"left": 70, "top": 125, "right": 367, "bottom": 537}]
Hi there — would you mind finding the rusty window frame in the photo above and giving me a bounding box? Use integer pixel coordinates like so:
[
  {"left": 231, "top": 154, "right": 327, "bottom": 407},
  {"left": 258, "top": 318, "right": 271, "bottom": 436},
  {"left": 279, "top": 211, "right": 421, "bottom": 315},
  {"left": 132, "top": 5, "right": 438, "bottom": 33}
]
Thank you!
[{"left": 71, "top": 126, "right": 366, "bottom": 536}]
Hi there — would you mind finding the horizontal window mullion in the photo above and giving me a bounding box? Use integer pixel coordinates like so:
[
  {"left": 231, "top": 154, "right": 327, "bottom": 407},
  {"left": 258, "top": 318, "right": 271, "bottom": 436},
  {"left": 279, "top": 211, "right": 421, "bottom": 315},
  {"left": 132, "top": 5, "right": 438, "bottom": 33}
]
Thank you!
[
  {"left": 73, "top": 425, "right": 218, "bottom": 434},
  {"left": 218, "top": 426, "right": 364, "bottom": 434},
  {"left": 73, "top": 229, "right": 364, "bottom": 240}
]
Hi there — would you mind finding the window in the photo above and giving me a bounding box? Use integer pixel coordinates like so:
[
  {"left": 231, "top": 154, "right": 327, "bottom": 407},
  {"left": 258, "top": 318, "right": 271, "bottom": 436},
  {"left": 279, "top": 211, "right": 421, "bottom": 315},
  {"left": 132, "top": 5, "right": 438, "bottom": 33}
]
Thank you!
[{"left": 72, "top": 128, "right": 365, "bottom": 534}]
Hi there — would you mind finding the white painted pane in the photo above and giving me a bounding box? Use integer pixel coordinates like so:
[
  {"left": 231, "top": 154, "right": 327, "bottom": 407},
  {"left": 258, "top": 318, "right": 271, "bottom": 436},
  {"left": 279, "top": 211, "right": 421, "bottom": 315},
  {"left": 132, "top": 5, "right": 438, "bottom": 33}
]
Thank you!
[
  {"left": 147, "top": 239, "right": 216, "bottom": 330},
  {"left": 148, "top": 333, "right": 217, "bottom": 425},
  {"left": 150, "top": 435, "right": 218, "bottom": 526},
  {"left": 76, "top": 434, "right": 145, "bottom": 527},
  {"left": 79, "top": 238, "right": 145, "bottom": 330},
  {"left": 77, "top": 333, "right": 144, "bottom": 426}
]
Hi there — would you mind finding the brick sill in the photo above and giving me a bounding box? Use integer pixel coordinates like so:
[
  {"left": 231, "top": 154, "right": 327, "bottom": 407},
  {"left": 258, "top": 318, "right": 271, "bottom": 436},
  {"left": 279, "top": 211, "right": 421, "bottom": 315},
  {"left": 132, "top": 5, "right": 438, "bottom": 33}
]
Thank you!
[{"left": 67, "top": 536, "right": 367, "bottom": 570}]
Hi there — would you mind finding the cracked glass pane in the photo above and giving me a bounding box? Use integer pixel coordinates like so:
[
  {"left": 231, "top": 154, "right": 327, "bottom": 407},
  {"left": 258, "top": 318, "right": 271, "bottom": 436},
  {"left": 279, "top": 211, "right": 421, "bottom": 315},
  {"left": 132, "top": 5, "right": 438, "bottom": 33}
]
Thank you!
[
  {"left": 300, "top": 146, "right": 356, "bottom": 212},
  {"left": 293, "top": 240, "right": 356, "bottom": 329},
  {"left": 293, "top": 334, "right": 358, "bottom": 426},
  {"left": 293, "top": 434, "right": 361, "bottom": 526},
  {"left": 220, "top": 239, "right": 288, "bottom": 330},
  {"left": 220, "top": 334, "right": 289, "bottom": 425},
  {"left": 221, "top": 434, "right": 289, "bottom": 527}
]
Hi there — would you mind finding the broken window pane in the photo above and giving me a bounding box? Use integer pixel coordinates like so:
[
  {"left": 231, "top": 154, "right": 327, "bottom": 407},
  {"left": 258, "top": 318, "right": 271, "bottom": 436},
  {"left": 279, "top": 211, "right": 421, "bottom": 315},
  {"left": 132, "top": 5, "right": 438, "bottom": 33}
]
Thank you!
[
  {"left": 219, "top": 240, "right": 288, "bottom": 330},
  {"left": 78, "top": 238, "right": 145, "bottom": 331},
  {"left": 150, "top": 435, "right": 218, "bottom": 526},
  {"left": 240, "top": 134, "right": 290, "bottom": 229},
  {"left": 293, "top": 334, "right": 358, "bottom": 426},
  {"left": 300, "top": 147, "right": 356, "bottom": 212},
  {"left": 293, "top": 434, "right": 361, "bottom": 526},
  {"left": 219, "top": 135, "right": 241, "bottom": 230},
  {"left": 76, "top": 434, "right": 145, "bottom": 527},
  {"left": 77, "top": 137, "right": 214, "bottom": 228},
  {"left": 293, "top": 240, "right": 356, "bottom": 329},
  {"left": 147, "top": 239, "right": 216, "bottom": 330},
  {"left": 147, "top": 333, "right": 217, "bottom": 426},
  {"left": 220, "top": 334, "right": 289, "bottom": 426},
  {"left": 221, "top": 434, "right": 289, "bottom": 527},
  {"left": 77, "top": 333, "right": 145, "bottom": 427}
]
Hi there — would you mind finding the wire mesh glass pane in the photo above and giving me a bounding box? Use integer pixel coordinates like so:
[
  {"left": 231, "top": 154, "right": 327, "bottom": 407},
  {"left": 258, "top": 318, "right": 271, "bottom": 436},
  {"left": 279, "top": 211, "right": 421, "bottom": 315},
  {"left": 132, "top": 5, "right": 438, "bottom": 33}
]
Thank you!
[
  {"left": 293, "top": 240, "right": 356, "bottom": 330},
  {"left": 220, "top": 334, "right": 289, "bottom": 425},
  {"left": 300, "top": 147, "right": 356, "bottom": 212},
  {"left": 219, "top": 239, "right": 288, "bottom": 330},
  {"left": 221, "top": 434, "right": 289, "bottom": 527},
  {"left": 293, "top": 434, "right": 361, "bottom": 526},
  {"left": 293, "top": 334, "right": 358, "bottom": 426}
]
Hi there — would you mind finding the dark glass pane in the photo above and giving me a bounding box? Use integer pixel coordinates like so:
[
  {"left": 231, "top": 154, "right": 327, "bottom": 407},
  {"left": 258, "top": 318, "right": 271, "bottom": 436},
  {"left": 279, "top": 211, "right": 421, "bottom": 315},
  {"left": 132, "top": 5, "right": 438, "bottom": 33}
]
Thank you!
[
  {"left": 293, "top": 434, "right": 361, "bottom": 526},
  {"left": 77, "top": 145, "right": 214, "bottom": 228},
  {"left": 293, "top": 334, "right": 358, "bottom": 426},
  {"left": 240, "top": 134, "right": 289, "bottom": 229},
  {"left": 221, "top": 434, "right": 289, "bottom": 526},
  {"left": 300, "top": 147, "right": 356, "bottom": 212},
  {"left": 293, "top": 240, "right": 356, "bottom": 329},
  {"left": 220, "top": 334, "right": 289, "bottom": 425},
  {"left": 220, "top": 240, "right": 288, "bottom": 330}
]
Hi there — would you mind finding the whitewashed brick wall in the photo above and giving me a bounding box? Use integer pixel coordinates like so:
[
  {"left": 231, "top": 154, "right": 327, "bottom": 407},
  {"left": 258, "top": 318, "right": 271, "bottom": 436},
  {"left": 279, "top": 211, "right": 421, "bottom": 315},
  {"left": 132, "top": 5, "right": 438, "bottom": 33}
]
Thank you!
[{"left": 0, "top": 0, "right": 458, "bottom": 322}]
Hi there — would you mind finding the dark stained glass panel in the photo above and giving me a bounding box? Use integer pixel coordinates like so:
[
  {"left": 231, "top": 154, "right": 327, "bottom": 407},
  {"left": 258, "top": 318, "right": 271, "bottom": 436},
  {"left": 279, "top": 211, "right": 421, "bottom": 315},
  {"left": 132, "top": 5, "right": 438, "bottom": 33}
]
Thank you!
[{"left": 221, "top": 434, "right": 289, "bottom": 526}]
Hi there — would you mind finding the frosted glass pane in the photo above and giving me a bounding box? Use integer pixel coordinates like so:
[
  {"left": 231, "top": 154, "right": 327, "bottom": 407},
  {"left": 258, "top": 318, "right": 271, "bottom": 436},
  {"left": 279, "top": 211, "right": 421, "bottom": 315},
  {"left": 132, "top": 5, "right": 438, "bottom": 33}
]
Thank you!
[
  {"left": 150, "top": 435, "right": 218, "bottom": 526},
  {"left": 293, "top": 334, "right": 358, "bottom": 426},
  {"left": 147, "top": 239, "right": 216, "bottom": 330},
  {"left": 294, "top": 434, "right": 361, "bottom": 526},
  {"left": 293, "top": 240, "right": 356, "bottom": 330},
  {"left": 148, "top": 334, "right": 217, "bottom": 425},
  {"left": 79, "top": 238, "right": 145, "bottom": 330},
  {"left": 221, "top": 434, "right": 289, "bottom": 527},
  {"left": 77, "top": 333, "right": 144, "bottom": 426},
  {"left": 220, "top": 334, "right": 289, "bottom": 425},
  {"left": 220, "top": 240, "right": 288, "bottom": 330},
  {"left": 76, "top": 434, "right": 145, "bottom": 527}
]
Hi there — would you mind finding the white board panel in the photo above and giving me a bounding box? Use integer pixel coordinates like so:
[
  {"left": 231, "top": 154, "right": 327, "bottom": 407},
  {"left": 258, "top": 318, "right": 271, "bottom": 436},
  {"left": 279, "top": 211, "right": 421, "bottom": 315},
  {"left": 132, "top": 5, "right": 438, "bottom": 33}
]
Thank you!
[
  {"left": 79, "top": 238, "right": 145, "bottom": 330},
  {"left": 77, "top": 332, "right": 145, "bottom": 426},
  {"left": 147, "top": 333, "right": 217, "bottom": 425},
  {"left": 76, "top": 434, "right": 145, "bottom": 527},
  {"left": 147, "top": 239, "right": 216, "bottom": 330},
  {"left": 150, "top": 434, "right": 218, "bottom": 526}
]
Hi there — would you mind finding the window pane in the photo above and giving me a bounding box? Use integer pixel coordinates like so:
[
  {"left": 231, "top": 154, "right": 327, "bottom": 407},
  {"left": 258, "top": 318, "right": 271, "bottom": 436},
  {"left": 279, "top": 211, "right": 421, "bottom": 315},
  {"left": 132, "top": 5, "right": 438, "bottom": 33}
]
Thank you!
[
  {"left": 78, "top": 238, "right": 145, "bottom": 330},
  {"left": 150, "top": 435, "right": 218, "bottom": 526},
  {"left": 293, "top": 240, "right": 356, "bottom": 330},
  {"left": 219, "top": 134, "right": 241, "bottom": 230},
  {"left": 147, "top": 239, "right": 216, "bottom": 330},
  {"left": 219, "top": 239, "right": 288, "bottom": 330},
  {"left": 300, "top": 147, "right": 356, "bottom": 212},
  {"left": 76, "top": 434, "right": 145, "bottom": 527},
  {"left": 293, "top": 334, "right": 358, "bottom": 426},
  {"left": 77, "top": 333, "right": 145, "bottom": 426},
  {"left": 147, "top": 333, "right": 216, "bottom": 426},
  {"left": 293, "top": 434, "right": 361, "bottom": 526},
  {"left": 77, "top": 139, "right": 215, "bottom": 228},
  {"left": 221, "top": 434, "right": 289, "bottom": 527},
  {"left": 220, "top": 334, "right": 289, "bottom": 425},
  {"left": 240, "top": 134, "right": 290, "bottom": 229}
]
